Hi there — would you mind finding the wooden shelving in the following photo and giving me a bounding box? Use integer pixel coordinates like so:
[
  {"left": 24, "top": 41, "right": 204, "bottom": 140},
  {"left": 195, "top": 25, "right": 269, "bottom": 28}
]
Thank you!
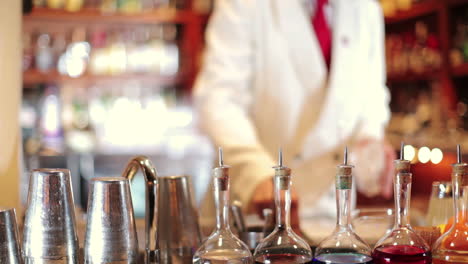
[
  {"left": 448, "top": 0, "right": 468, "bottom": 7},
  {"left": 452, "top": 63, "right": 468, "bottom": 77},
  {"left": 385, "top": 0, "right": 440, "bottom": 25},
  {"left": 23, "top": 69, "right": 185, "bottom": 86},
  {"left": 387, "top": 71, "right": 441, "bottom": 83},
  {"left": 23, "top": 7, "right": 200, "bottom": 25}
]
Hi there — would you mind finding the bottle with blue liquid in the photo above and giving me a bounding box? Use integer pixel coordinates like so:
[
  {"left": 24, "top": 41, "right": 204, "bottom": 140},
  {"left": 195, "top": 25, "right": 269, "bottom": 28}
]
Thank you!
[{"left": 313, "top": 147, "right": 373, "bottom": 264}]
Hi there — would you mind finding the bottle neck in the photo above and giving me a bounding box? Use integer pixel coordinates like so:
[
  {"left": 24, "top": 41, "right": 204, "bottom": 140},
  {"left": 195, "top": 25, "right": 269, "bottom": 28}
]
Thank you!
[
  {"left": 394, "top": 175, "right": 411, "bottom": 228},
  {"left": 336, "top": 188, "right": 352, "bottom": 229},
  {"left": 453, "top": 174, "right": 468, "bottom": 225},
  {"left": 214, "top": 178, "right": 230, "bottom": 231},
  {"left": 274, "top": 176, "right": 291, "bottom": 230}
]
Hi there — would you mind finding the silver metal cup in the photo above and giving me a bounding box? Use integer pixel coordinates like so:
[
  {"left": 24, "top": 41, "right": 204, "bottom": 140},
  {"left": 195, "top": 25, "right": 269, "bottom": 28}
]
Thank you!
[
  {"left": 84, "top": 177, "right": 138, "bottom": 264},
  {"left": 22, "top": 168, "right": 79, "bottom": 264},
  {"left": 0, "top": 208, "right": 22, "bottom": 264},
  {"left": 157, "top": 175, "right": 201, "bottom": 264}
]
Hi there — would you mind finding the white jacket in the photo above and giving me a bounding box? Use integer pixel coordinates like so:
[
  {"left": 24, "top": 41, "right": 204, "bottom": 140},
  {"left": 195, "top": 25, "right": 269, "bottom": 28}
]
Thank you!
[{"left": 194, "top": 0, "right": 390, "bottom": 222}]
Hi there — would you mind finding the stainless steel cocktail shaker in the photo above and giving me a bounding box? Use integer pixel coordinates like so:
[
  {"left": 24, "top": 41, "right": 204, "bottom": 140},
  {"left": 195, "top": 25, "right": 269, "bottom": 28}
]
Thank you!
[
  {"left": 84, "top": 177, "right": 138, "bottom": 264},
  {"left": 22, "top": 168, "right": 79, "bottom": 264}
]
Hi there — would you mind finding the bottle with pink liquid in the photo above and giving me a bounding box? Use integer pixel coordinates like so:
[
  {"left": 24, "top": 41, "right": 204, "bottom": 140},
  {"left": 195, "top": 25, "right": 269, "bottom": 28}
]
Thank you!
[{"left": 372, "top": 170, "right": 431, "bottom": 264}]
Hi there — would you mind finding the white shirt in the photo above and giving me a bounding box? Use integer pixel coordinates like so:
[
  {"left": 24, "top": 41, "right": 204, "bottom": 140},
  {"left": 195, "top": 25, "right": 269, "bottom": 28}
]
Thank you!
[{"left": 305, "top": 0, "right": 333, "bottom": 27}]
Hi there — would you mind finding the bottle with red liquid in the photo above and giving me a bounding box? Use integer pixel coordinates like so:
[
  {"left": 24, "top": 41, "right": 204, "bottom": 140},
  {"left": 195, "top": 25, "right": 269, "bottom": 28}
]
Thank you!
[
  {"left": 253, "top": 149, "right": 313, "bottom": 264},
  {"left": 372, "top": 171, "right": 431, "bottom": 264},
  {"left": 432, "top": 145, "right": 468, "bottom": 264}
]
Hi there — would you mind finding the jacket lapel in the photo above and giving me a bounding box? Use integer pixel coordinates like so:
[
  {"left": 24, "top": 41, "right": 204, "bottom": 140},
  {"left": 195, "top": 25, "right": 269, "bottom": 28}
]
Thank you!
[
  {"left": 273, "top": 0, "right": 327, "bottom": 93},
  {"left": 299, "top": 0, "right": 362, "bottom": 160}
]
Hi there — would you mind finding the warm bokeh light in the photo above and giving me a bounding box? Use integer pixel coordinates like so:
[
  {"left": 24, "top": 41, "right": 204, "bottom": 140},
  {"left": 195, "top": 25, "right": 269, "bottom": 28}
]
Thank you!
[
  {"left": 404, "top": 145, "right": 416, "bottom": 161},
  {"left": 431, "top": 148, "right": 444, "bottom": 164},
  {"left": 418, "top": 146, "right": 431, "bottom": 163}
]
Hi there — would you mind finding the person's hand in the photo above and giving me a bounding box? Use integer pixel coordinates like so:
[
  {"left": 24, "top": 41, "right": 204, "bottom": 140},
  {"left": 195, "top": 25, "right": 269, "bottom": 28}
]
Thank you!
[
  {"left": 354, "top": 139, "right": 395, "bottom": 199},
  {"left": 247, "top": 178, "right": 275, "bottom": 214},
  {"left": 247, "top": 177, "right": 300, "bottom": 228}
]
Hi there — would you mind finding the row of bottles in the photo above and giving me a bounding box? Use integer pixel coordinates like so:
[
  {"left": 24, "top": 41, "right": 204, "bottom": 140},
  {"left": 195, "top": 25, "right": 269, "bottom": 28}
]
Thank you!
[
  {"left": 381, "top": 0, "right": 426, "bottom": 18},
  {"left": 451, "top": 9, "right": 468, "bottom": 67},
  {"left": 386, "top": 21, "right": 442, "bottom": 77},
  {"left": 197, "top": 143, "right": 468, "bottom": 263},
  {"left": 21, "top": 83, "right": 181, "bottom": 155},
  {"left": 24, "top": 25, "right": 180, "bottom": 77},
  {"left": 32, "top": 0, "right": 190, "bottom": 13}
]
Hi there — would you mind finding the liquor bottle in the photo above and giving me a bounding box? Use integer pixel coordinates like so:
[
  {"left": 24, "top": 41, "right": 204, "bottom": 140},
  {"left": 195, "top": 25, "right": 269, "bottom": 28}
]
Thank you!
[
  {"left": 253, "top": 149, "right": 312, "bottom": 264},
  {"left": 372, "top": 144, "right": 431, "bottom": 264},
  {"left": 432, "top": 145, "right": 468, "bottom": 264},
  {"left": 193, "top": 148, "right": 253, "bottom": 264},
  {"left": 313, "top": 147, "right": 373, "bottom": 264}
]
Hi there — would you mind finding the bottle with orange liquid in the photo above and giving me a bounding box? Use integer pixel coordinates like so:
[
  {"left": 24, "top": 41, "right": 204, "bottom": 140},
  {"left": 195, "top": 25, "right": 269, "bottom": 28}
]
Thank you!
[{"left": 433, "top": 145, "right": 468, "bottom": 264}]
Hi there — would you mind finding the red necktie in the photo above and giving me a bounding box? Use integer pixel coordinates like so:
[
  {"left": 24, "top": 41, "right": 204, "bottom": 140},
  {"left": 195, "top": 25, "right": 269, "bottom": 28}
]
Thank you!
[{"left": 312, "top": 0, "right": 332, "bottom": 69}]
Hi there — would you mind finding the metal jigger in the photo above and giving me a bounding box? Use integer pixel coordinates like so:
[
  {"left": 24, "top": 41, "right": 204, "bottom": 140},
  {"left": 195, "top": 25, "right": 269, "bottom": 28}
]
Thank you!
[
  {"left": 0, "top": 208, "right": 22, "bottom": 264},
  {"left": 22, "top": 168, "right": 79, "bottom": 264},
  {"left": 84, "top": 177, "right": 138, "bottom": 264}
]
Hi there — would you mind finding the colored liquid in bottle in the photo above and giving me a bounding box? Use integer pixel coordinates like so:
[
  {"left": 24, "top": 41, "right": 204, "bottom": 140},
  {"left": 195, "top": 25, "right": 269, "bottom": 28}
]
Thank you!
[
  {"left": 312, "top": 253, "right": 373, "bottom": 264},
  {"left": 194, "top": 249, "right": 253, "bottom": 264},
  {"left": 372, "top": 245, "right": 431, "bottom": 264},
  {"left": 255, "top": 253, "right": 312, "bottom": 264}
]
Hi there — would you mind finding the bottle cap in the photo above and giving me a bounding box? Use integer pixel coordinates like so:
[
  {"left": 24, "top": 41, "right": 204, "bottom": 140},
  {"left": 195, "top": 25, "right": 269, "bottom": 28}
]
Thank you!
[
  {"left": 274, "top": 148, "right": 291, "bottom": 190},
  {"left": 394, "top": 142, "right": 411, "bottom": 174},
  {"left": 336, "top": 146, "right": 353, "bottom": 189},
  {"left": 213, "top": 148, "right": 230, "bottom": 191},
  {"left": 452, "top": 145, "right": 468, "bottom": 187}
]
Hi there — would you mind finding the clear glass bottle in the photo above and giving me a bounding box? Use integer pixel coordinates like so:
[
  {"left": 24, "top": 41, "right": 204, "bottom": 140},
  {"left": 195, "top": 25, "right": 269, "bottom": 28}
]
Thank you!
[
  {"left": 253, "top": 150, "right": 312, "bottom": 264},
  {"left": 193, "top": 148, "right": 253, "bottom": 264},
  {"left": 313, "top": 148, "right": 372, "bottom": 264},
  {"left": 372, "top": 172, "right": 431, "bottom": 264},
  {"left": 433, "top": 145, "right": 468, "bottom": 264}
]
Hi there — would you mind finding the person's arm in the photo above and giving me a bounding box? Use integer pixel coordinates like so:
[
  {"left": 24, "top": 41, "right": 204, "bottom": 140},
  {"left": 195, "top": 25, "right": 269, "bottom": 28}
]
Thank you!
[
  {"left": 194, "top": 0, "right": 274, "bottom": 207},
  {"left": 353, "top": 1, "right": 394, "bottom": 198},
  {"left": 357, "top": 0, "right": 390, "bottom": 140}
]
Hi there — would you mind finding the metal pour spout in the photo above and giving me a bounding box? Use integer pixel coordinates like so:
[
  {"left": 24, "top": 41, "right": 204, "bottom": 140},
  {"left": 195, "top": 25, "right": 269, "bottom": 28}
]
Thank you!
[{"left": 122, "top": 156, "right": 159, "bottom": 264}]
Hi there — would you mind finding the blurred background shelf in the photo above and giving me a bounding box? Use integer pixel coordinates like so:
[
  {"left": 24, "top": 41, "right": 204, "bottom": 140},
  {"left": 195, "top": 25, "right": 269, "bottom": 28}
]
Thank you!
[
  {"left": 23, "top": 7, "right": 200, "bottom": 25},
  {"left": 387, "top": 71, "right": 441, "bottom": 83},
  {"left": 451, "top": 63, "right": 468, "bottom": 77},
  {"left": 23, "top": 69, "right": 186, "bottom": 86},
  {"left": 448, "top": 0, "right": 468, "bottom": 7},
  {"left": 384, "top": 0, "right": 439, "bottom": 25}
]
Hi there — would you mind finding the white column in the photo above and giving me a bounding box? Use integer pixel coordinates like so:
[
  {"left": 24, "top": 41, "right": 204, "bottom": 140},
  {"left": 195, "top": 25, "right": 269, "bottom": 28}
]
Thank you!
[{"left": 0, "top": 0, "right": 22, "bottom": 209}]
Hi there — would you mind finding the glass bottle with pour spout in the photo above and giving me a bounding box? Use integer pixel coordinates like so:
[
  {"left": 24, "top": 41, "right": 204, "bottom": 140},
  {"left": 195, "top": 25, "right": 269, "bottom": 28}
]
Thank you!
[
  {"left": 372, "top": 143, "right": 431, "bottom": 264},
  {"left": 193, "top": 148, "right": 253, "bottom": 264},
  {"left": 253, "top": 149, "right": 313, "bottom": 264},
  {"left": 313, "top": 147, "right": 373, "bottom": 264},
  {"left": 433, "top": 145, "right": 468, "bottom": 264}
]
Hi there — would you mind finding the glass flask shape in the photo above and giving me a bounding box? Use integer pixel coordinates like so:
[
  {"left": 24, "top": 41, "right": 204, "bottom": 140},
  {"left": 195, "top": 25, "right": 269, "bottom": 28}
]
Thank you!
[
  {"left": 432, "top": 152, "right": 468, "bottom": 264},
  {"left": 313, "top": 152, "right": 373, "bottom": 264},
  {"left": 193, "top": 149, "right": 253, "bottom": 264},
  {"left": 253, "top": 152, "right": 313, "bottom": 264},
  {"left": 372, "top": 172, "right": 431, "bottom": 264}
]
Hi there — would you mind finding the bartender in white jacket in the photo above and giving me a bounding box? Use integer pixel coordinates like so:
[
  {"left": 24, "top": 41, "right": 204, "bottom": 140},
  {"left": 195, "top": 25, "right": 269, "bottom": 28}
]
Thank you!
[{"left": 194, "top": 0, "right": 395, "bottom": 224}]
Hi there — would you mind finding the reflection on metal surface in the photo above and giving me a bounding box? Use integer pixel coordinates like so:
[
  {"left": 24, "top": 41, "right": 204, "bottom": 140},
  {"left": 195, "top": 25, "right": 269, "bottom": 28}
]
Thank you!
[
  {"left": 22, "top": 168, "right": 79, "bottom": 264},
  {"left": 122, "top": 156, "right": 159, "bottom": 263},
  {"left": 84, "top": 177, "right": 138, "bottom": 263},
  {"left": 0, "top": 208, "right": 22, "bottom": 264}
]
